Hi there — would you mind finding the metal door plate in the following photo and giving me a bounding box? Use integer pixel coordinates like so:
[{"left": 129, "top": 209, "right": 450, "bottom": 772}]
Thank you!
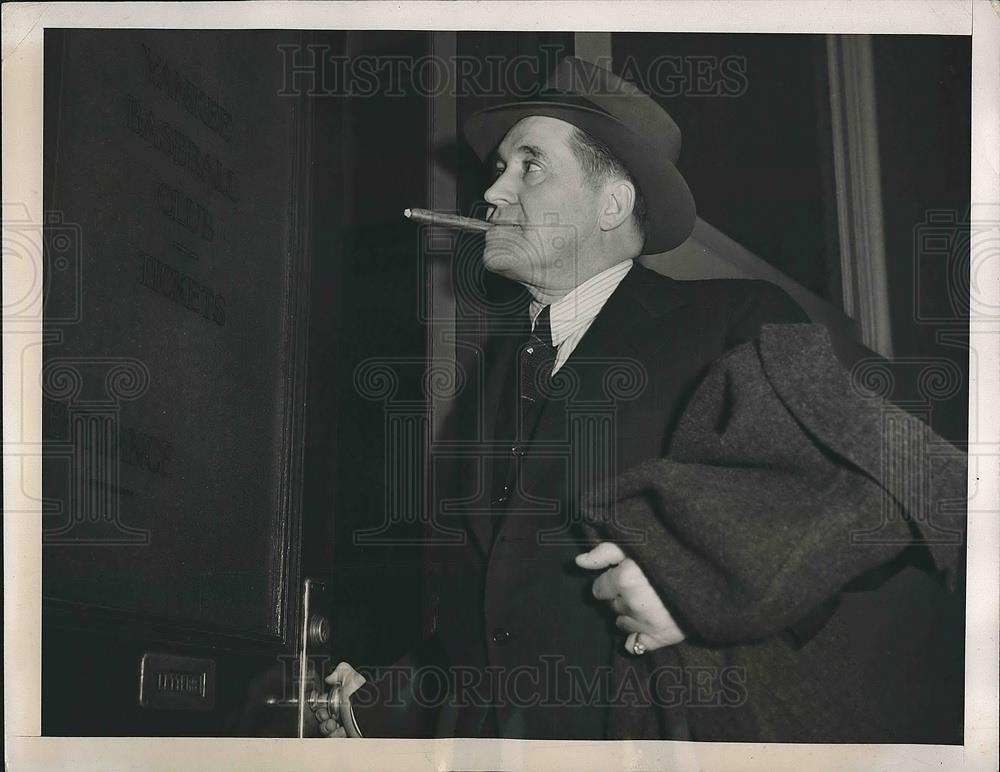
[{"left": 139, "top": 651, "right": 216, "bottom": 710}]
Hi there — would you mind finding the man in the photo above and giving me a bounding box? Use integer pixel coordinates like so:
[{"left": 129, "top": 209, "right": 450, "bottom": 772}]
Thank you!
[{"left": 314, "top": 57, "right": 963, "bottom": 741}]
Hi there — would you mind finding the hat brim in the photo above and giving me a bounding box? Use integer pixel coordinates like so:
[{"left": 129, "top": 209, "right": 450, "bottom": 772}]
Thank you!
[{"left": 463, "top": 100, "right": 696, "bottom": 254}]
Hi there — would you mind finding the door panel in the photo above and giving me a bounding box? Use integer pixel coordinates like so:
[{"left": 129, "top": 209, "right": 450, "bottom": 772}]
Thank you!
[
  {"left": 42, "top": 28, "right": 315, "bottom": 735},
  {"left": 41, "top": 27, "right": 431, "bottom": 738}
]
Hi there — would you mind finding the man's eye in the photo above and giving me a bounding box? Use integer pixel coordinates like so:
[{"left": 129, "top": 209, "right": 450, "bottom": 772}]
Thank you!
[
  {"left": 492, "top": 165, "right": 506, "bottom": 179},
  {"left": 523, "top": 160, "right": 542, "bottom": 173}
]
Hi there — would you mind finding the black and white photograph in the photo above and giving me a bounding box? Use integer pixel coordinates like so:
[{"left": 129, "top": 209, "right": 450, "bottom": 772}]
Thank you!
[{"left": 4, "top": 2, "right": 998, "bottom": 770}]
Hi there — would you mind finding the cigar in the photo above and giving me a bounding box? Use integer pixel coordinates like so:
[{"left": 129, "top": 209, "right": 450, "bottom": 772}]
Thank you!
[{"left": 403, "top": 207, "right": 495, "bottom": 233}]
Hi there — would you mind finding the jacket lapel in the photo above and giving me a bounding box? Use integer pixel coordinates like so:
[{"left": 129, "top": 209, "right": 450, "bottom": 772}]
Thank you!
[
  {"left": 466, "top": 263, "right": 689, "bottom": 551},
  {"left": 524, "top": 262, "right": 687, "bottom": 443},
  {"left": 489, "top": 264, "right": 687, "bottom": 546}
]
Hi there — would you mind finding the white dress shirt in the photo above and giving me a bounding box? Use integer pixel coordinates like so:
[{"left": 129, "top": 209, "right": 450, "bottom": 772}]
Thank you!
[{"left": 529, "top": 259, "right": 634, "bottom": 374}]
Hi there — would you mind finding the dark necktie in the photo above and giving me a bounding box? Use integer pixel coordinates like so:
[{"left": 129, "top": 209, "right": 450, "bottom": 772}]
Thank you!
[{"left": 519, "top": 305, "right": 557, "bottom": 407}]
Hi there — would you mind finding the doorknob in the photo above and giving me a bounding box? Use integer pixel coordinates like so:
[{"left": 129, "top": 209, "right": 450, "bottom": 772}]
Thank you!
[
  {"left": 270, "top": 682, "right": 361, "bottom": 737},
  {"left": 314, "top": 683, "right": 363, "bottom": 737},
  {"left": 307, "top": 614, "right": 330, "bottom": 647}
]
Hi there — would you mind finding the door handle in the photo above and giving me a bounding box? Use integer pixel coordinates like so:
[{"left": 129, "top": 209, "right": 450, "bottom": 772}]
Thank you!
[
  {"left": 252, "top": 578, "right": 339, "bottom": 737},
  {"left": 296, "top": 577, "right": 327, "bottom": 737},
  {"left": 266, "top": 682, "right": 361, "bottom": 737}
]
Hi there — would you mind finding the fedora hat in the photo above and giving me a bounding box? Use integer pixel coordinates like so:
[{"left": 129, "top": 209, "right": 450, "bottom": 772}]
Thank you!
[{"left": 463, "top": 56, "right": 696, "bottom": 254}]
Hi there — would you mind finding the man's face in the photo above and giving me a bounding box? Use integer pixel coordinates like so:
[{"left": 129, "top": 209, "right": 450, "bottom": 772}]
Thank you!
[{"left": 482, "top": 116, "right": 603, "bottom": 295}]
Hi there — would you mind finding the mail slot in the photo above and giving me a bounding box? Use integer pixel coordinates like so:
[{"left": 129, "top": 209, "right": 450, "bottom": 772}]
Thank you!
[{"left": 139, "top": 652, "right": 216, "bottom": 710}]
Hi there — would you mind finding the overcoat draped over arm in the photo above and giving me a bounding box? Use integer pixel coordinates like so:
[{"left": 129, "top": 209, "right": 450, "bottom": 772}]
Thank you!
[{"left": 580, "top": 323, "right": 967, "bottom": 743}]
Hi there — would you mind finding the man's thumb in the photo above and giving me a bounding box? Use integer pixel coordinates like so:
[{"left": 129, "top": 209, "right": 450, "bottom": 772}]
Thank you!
[
  {"left": 574, "top": 541, "right": 626, "bottom": 569},
  {"left": 324, "top": 661, "right": 356, "bottom": 686}
]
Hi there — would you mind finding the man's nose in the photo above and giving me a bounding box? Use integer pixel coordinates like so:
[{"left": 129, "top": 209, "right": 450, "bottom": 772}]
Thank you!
[{"left": 484, "top": 172, "right": 517, "bottom": 208}]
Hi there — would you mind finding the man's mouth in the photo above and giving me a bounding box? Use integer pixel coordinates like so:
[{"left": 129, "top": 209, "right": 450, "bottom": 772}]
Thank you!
[
  {"left": 486, "top": 206, "right": 523, "bottom": 230},
  {"left": 491, "top": 217, "right": 524, "bottom": 231},
  {"left": 485, "top": 223, "right": 524, "bottom": 242}
]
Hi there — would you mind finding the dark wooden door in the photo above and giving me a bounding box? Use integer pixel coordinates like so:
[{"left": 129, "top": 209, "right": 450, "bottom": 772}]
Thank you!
[
  {"left": 41, "top": 27, "right": 433, "bottom": 738},
  {"left": 41, "top": 28, "right": 323, "bottom": 736}
]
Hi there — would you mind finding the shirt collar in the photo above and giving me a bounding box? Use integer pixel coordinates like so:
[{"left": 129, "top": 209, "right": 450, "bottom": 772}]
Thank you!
[{"left": 529, "top": 260, "right": 634, "bottom": 348}]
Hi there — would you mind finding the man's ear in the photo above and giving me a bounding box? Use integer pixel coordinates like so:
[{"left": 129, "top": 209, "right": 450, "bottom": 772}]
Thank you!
[{"left": 599, "top": 180, "right": 637, "bottom": 233}]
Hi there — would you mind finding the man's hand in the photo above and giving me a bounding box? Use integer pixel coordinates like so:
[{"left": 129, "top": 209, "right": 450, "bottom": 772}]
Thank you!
[
  {"left": 575, "top": 541, "right": 686, "bottom": 654},
  {"left": 313, "top": 661, "right": 366, "bottom": 738}
]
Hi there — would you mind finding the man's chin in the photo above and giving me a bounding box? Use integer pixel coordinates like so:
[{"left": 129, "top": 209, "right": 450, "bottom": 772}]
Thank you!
[
  {"left": 481, "top": 251, "right": 512, "bottom": 277},
  {"left": 482, "top": 252, "right": 529, "bottom": 285},
  {"left": 483, "top": 232, "right": 532, "bottom": 275}
]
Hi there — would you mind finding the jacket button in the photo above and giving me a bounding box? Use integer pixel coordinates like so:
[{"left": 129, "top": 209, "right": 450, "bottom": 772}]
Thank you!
[
  {"left": 511, "top": 445, "right": 525, "bottom": 457},
  {"left": 491, "top": 627, "right": 511, "bottom": 645},
  {"left": 491, "top": 483, "right": 510, "bottom": 506}
]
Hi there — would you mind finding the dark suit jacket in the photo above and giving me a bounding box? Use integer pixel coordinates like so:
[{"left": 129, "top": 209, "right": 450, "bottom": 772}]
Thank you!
[
  {"left": 349, "top": 262, "right": 963, "bottom": 741},
  {"left": 352, "top": 262, "right": 822, "bottom": 738}
]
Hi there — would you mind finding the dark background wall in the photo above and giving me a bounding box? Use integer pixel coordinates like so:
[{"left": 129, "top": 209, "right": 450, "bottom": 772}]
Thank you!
[
  {"left": 873, "top": 35, "right": 971, "bottom": 444},
  {"left": 612, "top": 33, "right": 841, "bottom": 302}
]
